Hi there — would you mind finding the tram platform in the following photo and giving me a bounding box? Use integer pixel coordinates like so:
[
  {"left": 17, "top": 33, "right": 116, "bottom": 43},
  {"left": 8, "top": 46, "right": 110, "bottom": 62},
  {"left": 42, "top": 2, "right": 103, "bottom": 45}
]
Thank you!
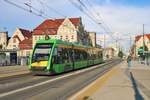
[
  {"left": 0, "top": 66, "right": 29, "bottom": 78},
  {"left": 70, "top": 60, "right": 150, "bottom": 100}
]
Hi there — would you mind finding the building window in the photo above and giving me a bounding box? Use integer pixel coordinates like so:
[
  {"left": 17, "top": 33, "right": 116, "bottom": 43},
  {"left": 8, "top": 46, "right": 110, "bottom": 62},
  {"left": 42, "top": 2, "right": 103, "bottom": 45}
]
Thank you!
[
  {"left": 72, "top": 35, "right": 74, "bottom": 40},
  {"left": 41, "top": 36, "right": 43, "bottom": 39},
  {"left": 13, "top": 38, "right": 16, "bottom": 43},
  {"left": 26, "top": 51, "right": 30, "bottom": 56},
  {"left": 13, "top": 45, "right": 17, "bottom": 49},
  {"left": 60, "top": 36, "right": 63, "bottom": 40},
  {"left": 66, "top": 35, "right": 68, "bottom": 40},
  {"left": 35, "top": 36, "right": 37, "bottom": 40},
  {"left": 21, "top": 51, "right": 24, "bottom": 56}
]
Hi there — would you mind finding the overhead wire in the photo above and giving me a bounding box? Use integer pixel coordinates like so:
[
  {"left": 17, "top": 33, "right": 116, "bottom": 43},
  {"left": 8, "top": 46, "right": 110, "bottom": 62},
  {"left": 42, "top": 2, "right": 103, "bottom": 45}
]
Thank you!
[
  {"left": 37, "top": 0, "right": 67, "bottom": 18},
  {"left": 69, "top": 0, "right": 116, "bottom": 41},
  {"left": 78, "top": 0, "right": 114, "bottom": 36},
  {"left": 3, "top": 0, "right": 49, "bottom": 19},
  {"left": 3, "top": 0, "right": 76, "bottom": 31},
  {"left": 4, "top": 0, "right": 117, "bottom": 43}
]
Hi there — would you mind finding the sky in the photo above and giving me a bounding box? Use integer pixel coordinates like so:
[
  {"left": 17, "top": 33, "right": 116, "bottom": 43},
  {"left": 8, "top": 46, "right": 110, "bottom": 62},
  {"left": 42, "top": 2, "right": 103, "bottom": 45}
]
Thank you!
[{"left": 0, "top": 0, "right": 150, "bottom": 52}]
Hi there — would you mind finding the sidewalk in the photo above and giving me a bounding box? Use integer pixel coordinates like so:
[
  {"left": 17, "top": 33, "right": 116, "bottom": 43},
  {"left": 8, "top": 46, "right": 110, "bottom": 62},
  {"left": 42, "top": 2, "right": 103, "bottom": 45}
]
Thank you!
[
  {"left": 0, "top": 66, "right": 29, "bottom": 78},
  {"left": 69, "top": 60, "right": 150, "bottom": 100}
]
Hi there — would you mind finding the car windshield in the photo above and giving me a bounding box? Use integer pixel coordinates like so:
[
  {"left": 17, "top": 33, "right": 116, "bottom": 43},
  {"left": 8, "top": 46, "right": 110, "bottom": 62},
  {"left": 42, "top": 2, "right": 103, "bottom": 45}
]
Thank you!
[{"left": 32, "top": 44, "right": 52, "bottom": 63}]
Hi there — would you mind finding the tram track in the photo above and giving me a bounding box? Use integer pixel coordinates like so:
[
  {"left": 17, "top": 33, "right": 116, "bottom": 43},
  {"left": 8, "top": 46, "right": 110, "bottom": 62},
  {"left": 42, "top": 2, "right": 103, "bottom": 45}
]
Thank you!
[
  {"left": 0, "top": 58, "right": 122, "bottom": 100},
  {"left": 0, "top": 59, "right": 111, "bottom": 81},
  {"left": 0, "top": 59, "right": 113, "bottom": 85}
]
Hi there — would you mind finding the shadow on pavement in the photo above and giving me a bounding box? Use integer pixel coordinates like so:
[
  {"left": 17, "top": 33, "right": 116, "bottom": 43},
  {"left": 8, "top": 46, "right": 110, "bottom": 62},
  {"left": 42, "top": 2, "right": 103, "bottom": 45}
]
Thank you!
[{"left": 130, "top": 72, "right": 144, "bottom": 100}]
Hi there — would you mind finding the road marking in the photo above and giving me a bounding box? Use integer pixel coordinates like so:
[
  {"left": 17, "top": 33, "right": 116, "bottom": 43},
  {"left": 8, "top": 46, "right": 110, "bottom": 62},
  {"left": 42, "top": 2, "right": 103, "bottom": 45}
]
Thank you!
[
  {"left": 0, "top": 62, "right": 109, "bottom": 97},
  {"left": 68, "top": 66, "right": 118, "bottom": 100}
]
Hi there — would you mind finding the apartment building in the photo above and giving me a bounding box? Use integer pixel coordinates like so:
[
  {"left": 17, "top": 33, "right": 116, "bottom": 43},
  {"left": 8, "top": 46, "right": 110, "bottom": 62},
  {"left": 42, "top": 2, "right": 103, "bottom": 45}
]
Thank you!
[
  {"left": 33, "top": 17, "right": 93, "bottom": 47},
  {"left": 0, "top": 32, "right": 8, "bottom": 49}
]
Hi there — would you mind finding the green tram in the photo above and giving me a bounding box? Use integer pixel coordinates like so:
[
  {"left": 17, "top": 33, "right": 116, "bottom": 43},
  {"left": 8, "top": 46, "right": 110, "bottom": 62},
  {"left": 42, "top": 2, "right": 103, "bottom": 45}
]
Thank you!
[{"left": 29, "top": 39, "right": 103, "bottom": 75}]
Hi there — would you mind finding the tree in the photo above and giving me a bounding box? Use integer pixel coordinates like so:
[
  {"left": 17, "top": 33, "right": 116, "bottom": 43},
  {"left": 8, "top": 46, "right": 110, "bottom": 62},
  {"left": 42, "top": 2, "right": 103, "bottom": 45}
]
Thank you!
[
  {"left": 118, "top": 50, "right": 124, "bottom": 58},
  {"left": 0, "top": 53, "right": 6, "bottom": 64},
  {"left": 0, "top": 44, "right": 2, "bottom": 49},
  {"left": 138, "top": 45, "right": 148, "bottom": 57}
]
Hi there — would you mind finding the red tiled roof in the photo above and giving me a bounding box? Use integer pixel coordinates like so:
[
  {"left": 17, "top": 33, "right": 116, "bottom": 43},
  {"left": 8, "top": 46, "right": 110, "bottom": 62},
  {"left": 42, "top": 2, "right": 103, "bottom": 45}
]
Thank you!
[
  {"left": 19, "top": 28, "right": 32, "bottom": 38},
  {"left": 69, "top": 18, "right": 80, "bottom": 26},
  {"left": 135, "top": 34, "right": 150, "bottom": 42},
  {"left": 105, "top": 47, "right": 115, "bottom": 51},
  {"left": 19, "top": 38, "right": 32, "bottom": 50},
  {"left": 33, "top": 17, "right": 81, "bottom": 35}
]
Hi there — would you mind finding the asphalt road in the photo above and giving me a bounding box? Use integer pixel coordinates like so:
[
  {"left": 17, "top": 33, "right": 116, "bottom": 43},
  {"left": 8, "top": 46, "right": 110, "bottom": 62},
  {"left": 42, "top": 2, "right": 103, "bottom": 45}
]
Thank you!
[{"left": 0, "top": 59, "right": 122, "bottom": 100}]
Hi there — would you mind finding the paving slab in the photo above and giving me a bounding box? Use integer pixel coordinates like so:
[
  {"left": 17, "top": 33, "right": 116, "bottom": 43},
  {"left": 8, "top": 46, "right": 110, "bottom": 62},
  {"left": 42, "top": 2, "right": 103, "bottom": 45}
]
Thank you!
[
  {"left": 0, "top": 66, "right": 29, "bottom": 78},
  {"left": 69, "top": 60, "right": 150, "bottom": 100}
]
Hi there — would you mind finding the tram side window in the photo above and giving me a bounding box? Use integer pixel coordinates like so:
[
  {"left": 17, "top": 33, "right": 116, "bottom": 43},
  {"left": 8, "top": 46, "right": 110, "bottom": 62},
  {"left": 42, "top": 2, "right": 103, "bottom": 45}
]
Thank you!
[
  {"left": 74, "top": 49, "right": 87, "bottom": 61},
  {"left": 62, "top": 48, "right": 72, "bottom": 63},
  {"left": 87, "top": 50, "right": 93, "bottom": 60},
  {"left": 53, "top": 47, "right": 73, "bottom": 64},
  {"left": 74, "top": 49, "right": 79, "bottom": 61},
  {"left": 68, "top": 48, "right": 73, "bottom": 62},
  {"left": 83, "top": 51, "right": 88, "bottom": 60},
  {"left": 97, "top": 51, "right": 102, "bottom": 58},
  {"left": 53, "top": 48, "right": 64, "bottom": 64}
]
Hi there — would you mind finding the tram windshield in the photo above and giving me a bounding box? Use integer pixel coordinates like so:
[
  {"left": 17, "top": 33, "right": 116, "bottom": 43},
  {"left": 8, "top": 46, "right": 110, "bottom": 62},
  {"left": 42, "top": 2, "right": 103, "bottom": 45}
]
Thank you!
[{"left": 32, "top": 44, "right": 52, "bottom": 63}]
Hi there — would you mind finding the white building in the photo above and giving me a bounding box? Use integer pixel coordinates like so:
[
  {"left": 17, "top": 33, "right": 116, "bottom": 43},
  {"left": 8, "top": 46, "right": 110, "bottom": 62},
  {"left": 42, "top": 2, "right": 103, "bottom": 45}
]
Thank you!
[
  {"left": 0, "top": 32, "right": 8, "bottom": 49},
  {"left": 7, "top": 28, "right": 32, "bottom": 50},
  {"left": 33, "top": 17, "right": 94, "bottom": 47},
  {"left": 134, "top": 34, "right": 150, "bottom": 57},
  {"left": 88, "top": 32, "right": 96, "bottom": 47}
]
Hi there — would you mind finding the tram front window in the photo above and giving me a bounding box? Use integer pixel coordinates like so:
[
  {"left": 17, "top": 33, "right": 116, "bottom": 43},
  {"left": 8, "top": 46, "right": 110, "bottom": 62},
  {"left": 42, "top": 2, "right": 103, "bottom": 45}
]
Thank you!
[{"left": 32, "top": 44, "right": 52, "bottom": 63}]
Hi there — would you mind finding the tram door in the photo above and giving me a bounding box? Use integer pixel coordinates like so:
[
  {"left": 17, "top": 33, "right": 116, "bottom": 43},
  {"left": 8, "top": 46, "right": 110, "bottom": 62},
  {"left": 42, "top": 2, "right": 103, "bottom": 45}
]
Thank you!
[{"left": 10, "top": 53, "right": 17, "bottom": 65}]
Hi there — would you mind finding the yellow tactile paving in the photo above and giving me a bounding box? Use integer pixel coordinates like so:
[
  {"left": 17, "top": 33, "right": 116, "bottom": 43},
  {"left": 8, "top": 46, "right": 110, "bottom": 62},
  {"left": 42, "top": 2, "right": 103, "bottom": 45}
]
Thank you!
[{"left": 68, "top": 67, "right": 119, "bottom": 100}]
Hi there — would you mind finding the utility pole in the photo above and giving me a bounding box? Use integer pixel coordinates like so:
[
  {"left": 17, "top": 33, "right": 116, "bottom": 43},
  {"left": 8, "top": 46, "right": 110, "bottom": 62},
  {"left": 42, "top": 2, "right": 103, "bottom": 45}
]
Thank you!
[
  {"left": 143, "top": 24, "right": 145, "bottom": 56},
  {"left": 129, "top": 34, "right": 132, "bottom": 53},
  {"left": 104, "top": 34, "right": 106, "bottom": 48},
  {"left": 99, "top": 40, "right": 102, "bottom": 47}
]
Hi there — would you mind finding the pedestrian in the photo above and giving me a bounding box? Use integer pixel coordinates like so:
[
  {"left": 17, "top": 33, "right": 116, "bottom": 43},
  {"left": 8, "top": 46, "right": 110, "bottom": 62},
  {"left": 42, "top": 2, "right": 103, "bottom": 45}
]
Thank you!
[{"left": 127, "top": 55, "right": 132, "bottom": 67}]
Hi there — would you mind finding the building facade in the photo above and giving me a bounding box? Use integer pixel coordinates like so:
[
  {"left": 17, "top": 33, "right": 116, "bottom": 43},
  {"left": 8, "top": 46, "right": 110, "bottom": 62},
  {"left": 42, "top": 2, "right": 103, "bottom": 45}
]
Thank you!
[
  {"left": 18, "top": 38, "right": 32, "bottom": 65},
  {"left": 103, "top": 47, "right": 115, "bottom": 60},
  {"left": 7, "top": 28, "right": 32, "bottom": 50},
  {"left": 134, "top": 34, "right": 150, "bottom": 57},
  {"left": 0, "top": 32, "right": 8, "bottom": 49},
  {"left": 6, "top": 28, "right": 32, "bottom": 65},
  {"left": 33, "top": 17, "right": 92, "bottom": 47},
  {"left": 88, "top": 32, "right": 96, "bottom": 47}
]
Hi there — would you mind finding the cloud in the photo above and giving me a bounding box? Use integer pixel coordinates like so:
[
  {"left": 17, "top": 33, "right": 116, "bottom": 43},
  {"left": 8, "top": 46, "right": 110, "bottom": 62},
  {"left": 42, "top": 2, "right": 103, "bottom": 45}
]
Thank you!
[
  {"left": 80, "top": 4, "right": 150, "bottom": 50},
  {"left": 85, "top": 4, "right": 150, "bottom": 33},
  {"left": 1, "top": 0, "right": 149, "bottom": 51}
]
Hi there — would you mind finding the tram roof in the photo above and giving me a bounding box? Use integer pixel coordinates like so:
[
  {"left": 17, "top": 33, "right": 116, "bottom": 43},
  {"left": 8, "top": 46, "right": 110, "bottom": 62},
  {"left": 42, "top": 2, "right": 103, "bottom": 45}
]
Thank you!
[{"left": 36, "top": 39, "right": 92, "bottom": 48}]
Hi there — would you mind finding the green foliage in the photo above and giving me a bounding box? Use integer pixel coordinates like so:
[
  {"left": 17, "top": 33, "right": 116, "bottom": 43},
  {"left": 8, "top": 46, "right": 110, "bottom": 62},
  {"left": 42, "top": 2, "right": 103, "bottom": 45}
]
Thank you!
[
  {"left": 118, "top": 51, "right": 124, "bottom": 58},
  {"left": 0, "top": 53, "right": 6, "bottom": 62},
  {"left": 139, "top": 45, "right": 148, "bottom": 51},
  {"left": 138, "top": 45, "right": 149, "bottom": 57},
  {"left": 0, "top": 44, "right": 2, "bottom": 49},
  {"left": 0, "top": 53, "right": 6, "bottom": 58}
]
